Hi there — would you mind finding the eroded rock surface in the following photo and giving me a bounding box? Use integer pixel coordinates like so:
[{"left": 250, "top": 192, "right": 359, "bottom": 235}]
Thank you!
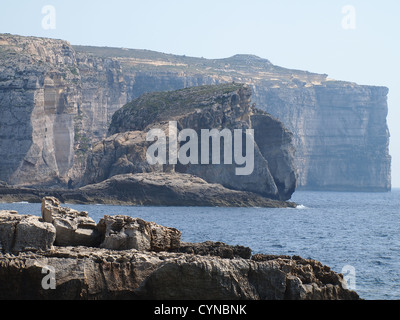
[
  {"left": 0, "top": 197, "right": 359, "bottom": 300},
  {"left": 62, "top": 173, "right": 297, "bottom": 208},
  {"left": 0, "top": 246, "right": 360, "bottom": 300},
  {"left": 0, "top": 210, "right": 55, "bottom": 253},
  {"left": 41, "top": 196, "right": 100, "bottom": 247},
  {"left": 97, "top": 215, "right": 181, "bottom": 252}
]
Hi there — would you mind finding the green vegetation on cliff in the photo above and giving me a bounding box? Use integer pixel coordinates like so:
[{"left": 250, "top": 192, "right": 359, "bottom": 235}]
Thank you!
[{"left": 109, "top": 83, "right": 245, "bottom": 133}]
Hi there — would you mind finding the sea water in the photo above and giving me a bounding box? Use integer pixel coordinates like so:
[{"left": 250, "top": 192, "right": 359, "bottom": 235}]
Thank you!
[{"left": 2, "top": 189, "right": 400, "bottom": 300}]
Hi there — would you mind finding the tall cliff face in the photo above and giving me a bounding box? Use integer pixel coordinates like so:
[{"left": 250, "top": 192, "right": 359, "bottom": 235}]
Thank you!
[
  {"left": 0, "top": 34, "right": 391, "bottom": 192},
  {"left": 256, "top": 82, "right": 391, "bottom": 191},
  {"left": 0, "top": 34, "right": 81, "bottom": 185},
  {"left": 0, "top": 35, "right": 127, "bottom": 186}
]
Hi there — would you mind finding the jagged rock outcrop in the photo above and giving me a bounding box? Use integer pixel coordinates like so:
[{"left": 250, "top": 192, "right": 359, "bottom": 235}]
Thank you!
[
  {"left": 41, "top": 196, "right": 100, "bottom": 247},
  {"left": 0, "top": 34, "right": 391, "bottom": 192},
  {"left": 0, "top": 210, "right": 56, "bottom": 253},
  {"left": 83, "top": 83, "right": 297, "bottom": 201},
  {"left": 97, "top": 215, "right": 181, "bottom": 252},
  {"left": 0, "top": 247, "right": 360, "bottom": 300},
  {"left": 76, "top": 46, "right": 391, "bottom": 192},
  {"left": 0, "top": 198, "right": 360, "bottom": 300}
]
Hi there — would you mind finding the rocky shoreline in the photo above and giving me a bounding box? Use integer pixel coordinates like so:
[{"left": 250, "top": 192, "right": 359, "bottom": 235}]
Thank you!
[{"left": 0, "top": 197, "right": 359, "bottom": 300}]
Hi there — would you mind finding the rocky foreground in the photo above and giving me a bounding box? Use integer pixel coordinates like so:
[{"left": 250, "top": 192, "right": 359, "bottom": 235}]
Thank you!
[{"left": 0, "top": 197, "right": 359, "bottom": 300}]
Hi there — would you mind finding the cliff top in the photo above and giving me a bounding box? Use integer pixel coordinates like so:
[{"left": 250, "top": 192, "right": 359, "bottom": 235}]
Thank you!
[
  {"left": 73, "top": 44, "right": 327, "bottom": 83},
  {"left": 109, "top": 82, "right": 251, "bottom": 133},
  {"left": 1, "top": 33, "right": 387, "bottom": 90}
]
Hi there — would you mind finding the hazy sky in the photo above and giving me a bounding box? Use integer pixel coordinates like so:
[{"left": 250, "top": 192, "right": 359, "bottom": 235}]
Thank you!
[{"left": 1, "top": 0, "right": 400, "bottom": 187}]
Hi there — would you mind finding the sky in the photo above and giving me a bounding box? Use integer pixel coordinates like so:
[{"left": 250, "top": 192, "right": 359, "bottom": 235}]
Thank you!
[{"left": 1, "top": 0, "right": 400, "bottom": 187}]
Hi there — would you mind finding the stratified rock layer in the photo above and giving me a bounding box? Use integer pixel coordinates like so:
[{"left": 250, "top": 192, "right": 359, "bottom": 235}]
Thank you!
[{"left": 0, "top": 34, "right": 391, "bottom": 191}]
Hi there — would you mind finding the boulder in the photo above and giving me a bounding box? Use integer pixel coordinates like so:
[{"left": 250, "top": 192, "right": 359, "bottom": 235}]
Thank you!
[
  {"left": 97, "top": 215, "right": 181, "bottom": 252},
  {"left": 41, "top": 196, "right": 100, "bottom": 247},
  {"left": 0, "top": 210, "right": 56, "bottom": 253}
]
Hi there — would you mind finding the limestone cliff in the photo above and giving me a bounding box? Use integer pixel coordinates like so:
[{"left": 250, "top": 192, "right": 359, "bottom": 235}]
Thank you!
[
  {"left": 0, "top": 34, "right": 126, "bottom": 187},
  {"left": 0, "top": 34, "right": 391, "bottom": 192},
  {"left": 75, "top": 47, "right": 391, "bottom": 192},
  {"left": 0, "top": 34, "right": 80, "bottom": 186}
]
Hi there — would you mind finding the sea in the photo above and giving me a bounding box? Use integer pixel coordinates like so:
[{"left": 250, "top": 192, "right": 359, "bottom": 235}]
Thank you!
[{"left": 1, "top": 189, "right": 400, "bottom": 300}]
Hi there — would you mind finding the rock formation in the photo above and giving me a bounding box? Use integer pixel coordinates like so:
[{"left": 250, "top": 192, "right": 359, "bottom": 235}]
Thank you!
[
  {"left": 0, "top": 33, "right": 391, "bottom": 192},
  {"left": 0, "top": 198, "right": 360, "bottom": 300},
  {"left": 0, "top": 210, "right": 55, "bottom": 254},
  {"left": 62, "top": 173, "right": 297, "bottom": 208},
  {"left": 0, "top": 172, "right": 297, "bottom": 208},
  {"left": 97, "top": 214, "right": 181, "bottom": 252},
  {"left": 83, "top": 83, "right": 297, "bottom": 201},
  {"left": 41, "top": 196, "right": 100, "bottom": 247}
]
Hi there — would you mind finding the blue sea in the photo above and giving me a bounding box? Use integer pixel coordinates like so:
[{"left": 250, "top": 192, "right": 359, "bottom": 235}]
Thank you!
[{"left": 1, "top": 189, "right": 400, "bottom": 300}]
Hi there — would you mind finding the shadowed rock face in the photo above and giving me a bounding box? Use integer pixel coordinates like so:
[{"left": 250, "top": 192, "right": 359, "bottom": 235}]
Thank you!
[
  {"left": 63, "top": 173, "right": 297, "bottom": 208},
  {"left": 84, "top": 84, "right": 297, "bottom": 201},
  {"left": 0, "top": 247, "right": 360, "bottom": 300}
]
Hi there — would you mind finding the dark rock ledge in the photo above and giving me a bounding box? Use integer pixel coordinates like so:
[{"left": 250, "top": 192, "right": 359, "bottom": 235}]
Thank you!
[
  {"left": 0, "top": 173, "right": 297, "bottom": 208},
  {"left": 0, "top": 197, "right": 359, "bottom": 300}
]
